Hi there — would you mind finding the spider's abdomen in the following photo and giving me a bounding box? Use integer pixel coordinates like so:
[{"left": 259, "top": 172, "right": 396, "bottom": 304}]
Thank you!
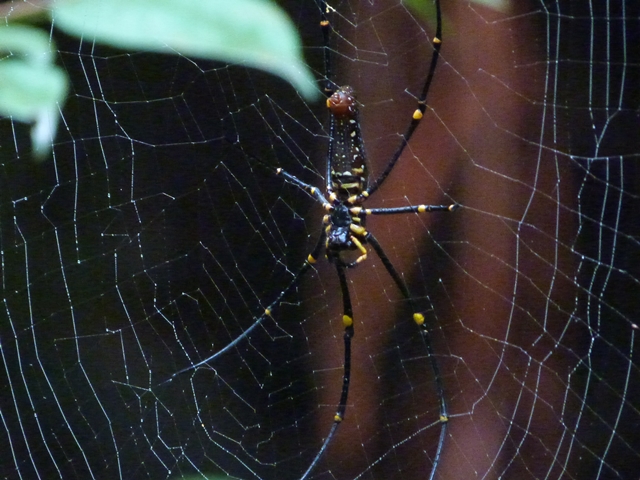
[{"left": 327, "top": 86, "right": 368, "bottom": 200}]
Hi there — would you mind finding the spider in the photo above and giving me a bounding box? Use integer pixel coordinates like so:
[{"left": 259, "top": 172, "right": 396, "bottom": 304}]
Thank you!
[
  {"left": 169, "top": 0, "right": 455, "bottom": 477},
  {"left": 277, "top": 0, "right": 455, "bottom": 475}
]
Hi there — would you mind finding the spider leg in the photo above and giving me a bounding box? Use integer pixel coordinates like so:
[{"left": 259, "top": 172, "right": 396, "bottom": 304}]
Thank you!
[
  {"left": 331, "top": 233, "right": 368, "bottom": 270},
  {"left": 317, "top": 0, "right": 335, "bottom": 97},
  {"left": 300, "top": 261, "right": 354, "bottom": 480},
  {"left": 334, "top": 262, "right": 354, "bottom": 423},
  {"left": 366, "top": 232, "right": 448, "bottom": 479},
  {"left": 161, "top": 230, "right": 326, "bottom": 385},
  {"left": 220, "top": 136, "right": 331, "bottom": 208},
  {"left": 348, "top": 230, "right": 368, "bottom": 265},
  {"left": 357, "top": 0, "right": 443, "bottom": 199},
  {"left": 351, "top": 202, "right": 458, "bottom": 217},
  {"left": 277, "top": 168, "right": 330, "bottom": 206}
]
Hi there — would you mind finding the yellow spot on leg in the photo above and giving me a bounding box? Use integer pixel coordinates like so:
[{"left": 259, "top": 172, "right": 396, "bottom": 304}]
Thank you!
[
  {"left": 413, "top": 313, "right": 425, "bottom": 325},
  {"left": 433, "top": 36, "right": 442, "bottom": 45},
  {"left": 307, "top": 254, "right": 317, "bottom": 264},
  {"left": 413, "top": 109, "right": 424, "bottom": 120},
  {"left": 440, "top": 415, "right": 449, "bottom": 423},
  {"left": 334, "top": 414, "right": 343, "bottom": 422},
  {"left": 343, "top": 315, "right": 353, "bottom": 328},
  {"left": 265, "top": 308, "right": 272, "bottom": 316}
]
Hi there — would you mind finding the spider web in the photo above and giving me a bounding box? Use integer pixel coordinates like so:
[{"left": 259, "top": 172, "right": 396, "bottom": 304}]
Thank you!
[{"left": 1, "top": 1, "right": 639, "bottom": 479}]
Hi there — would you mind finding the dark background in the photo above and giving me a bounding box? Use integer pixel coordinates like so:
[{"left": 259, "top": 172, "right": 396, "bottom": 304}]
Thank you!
[{"left": 0, "top": 1, "right": 638, "bottom": 479}]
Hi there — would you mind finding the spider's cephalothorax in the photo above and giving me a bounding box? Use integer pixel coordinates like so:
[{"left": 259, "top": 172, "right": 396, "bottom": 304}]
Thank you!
[{"left": 324, "top": 86, "right": 369, "bottom": 267}]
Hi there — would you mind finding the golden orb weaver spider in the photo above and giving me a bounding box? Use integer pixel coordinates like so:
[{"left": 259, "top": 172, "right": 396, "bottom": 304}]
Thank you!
[
  {"left": 168, "top": 0, "right": 455, "bottom": 477},
  {"left": 282, "top": 0, "right": 458, "bottom": 474},
  {"left": 294, "top": 2, "right": 454, "bottom": 477}
]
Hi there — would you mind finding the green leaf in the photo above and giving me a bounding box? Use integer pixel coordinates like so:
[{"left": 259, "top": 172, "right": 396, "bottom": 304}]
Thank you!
[
  {"left": 403, "top": 0, "right": 437, "bottom": 25},
  {"left": 0, "top": 60, "right": 68, "bottom": 122},
  {"left": 0, "top": 24, "right": 69, "bottom": 158},
  {"left": 471, "top": 0, "right": 510, "bottom": 12},
  {"left": 53, "top": 0, "right": 319, "bottom": 100},
  {"left": 404, "top": 0, "right": 509, "bottom": 26},
  {"left": 0, "top": 23, "right": 55, "bottom": 63},
  {"left": 0, "top": 24, "right": 67, "bottom": 122},
  {"left": 0, "top": 59, "right": 69, "bottom": 158}
]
